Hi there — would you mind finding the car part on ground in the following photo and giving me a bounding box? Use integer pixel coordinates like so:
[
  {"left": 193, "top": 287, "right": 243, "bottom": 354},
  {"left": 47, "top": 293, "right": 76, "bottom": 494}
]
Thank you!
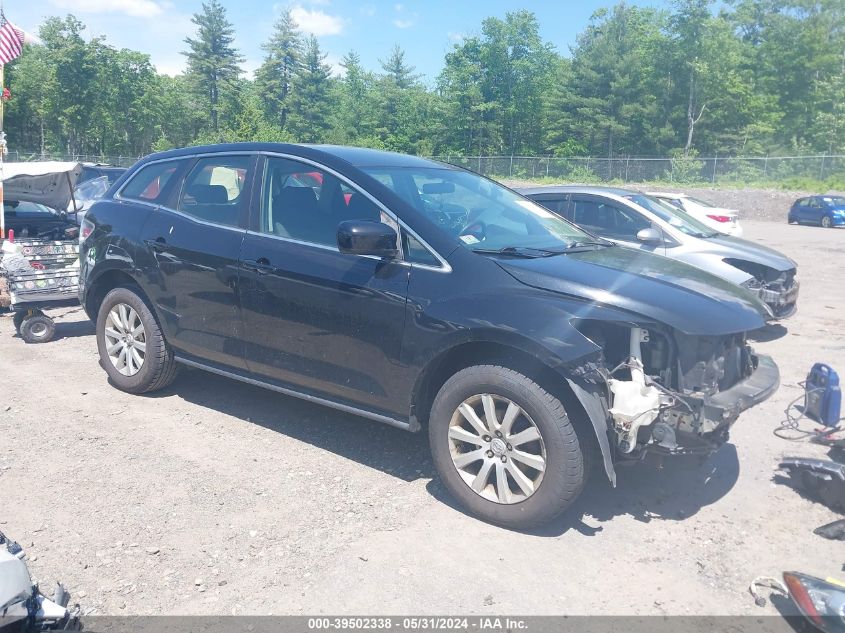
[
  {"left": 783, "top": 571, "right": 845, "bottom": 633},
  {"left": 814, "top": 519, "right": 845, "bottom": 541},
  {"left": 79, "top": 143, "right": 780, "bottom": 528},
  {"left": 518, "top": 185, "right": 799, "bottom": 319},
  {"left": 648, "top": 191, "right": 744, "bottom": 237},
  {"left": 777, "top": 457, "right": 845, "bottom": 511},
  {"left": 0, "top": 531, "right": 78, "bottom": 631},
  {"left": 789, "top": 195, "right": 845, "bottom": 228}
]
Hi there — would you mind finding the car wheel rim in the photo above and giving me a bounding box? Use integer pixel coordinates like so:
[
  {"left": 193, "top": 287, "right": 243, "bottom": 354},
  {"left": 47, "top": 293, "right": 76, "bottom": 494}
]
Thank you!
[
  {"left": 104, "top": 303, "right": 146, "bottom": 377},
  {"left": 29, "top": 322, "right": 48, "bottom": 338},
  {"left": 822, "top": 217, "right": 831, "bottom": 227},
  {"left": 448, "top": 393, "right": 546, "bottom": 504}
]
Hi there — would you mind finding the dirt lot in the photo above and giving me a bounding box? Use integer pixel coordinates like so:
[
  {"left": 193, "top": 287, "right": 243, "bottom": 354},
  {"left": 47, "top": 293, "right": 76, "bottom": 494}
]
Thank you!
[{"left": 1, "top": 220, "right": 843, "bottom": 616}]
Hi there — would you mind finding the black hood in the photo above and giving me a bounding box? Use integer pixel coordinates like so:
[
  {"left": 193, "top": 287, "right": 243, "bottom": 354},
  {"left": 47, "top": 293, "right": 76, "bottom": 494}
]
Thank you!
[{"left": 496, "top": 246, "right": 772, "bottom": 336}]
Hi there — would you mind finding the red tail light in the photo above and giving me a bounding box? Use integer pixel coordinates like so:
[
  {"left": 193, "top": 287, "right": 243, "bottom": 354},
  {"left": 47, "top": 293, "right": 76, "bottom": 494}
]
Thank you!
[
  {"left": 80, "top": 218, "right": 95, "bottom": 242},
  {"left": 706, "top": 214, "right": 732, "bottom": 223}
]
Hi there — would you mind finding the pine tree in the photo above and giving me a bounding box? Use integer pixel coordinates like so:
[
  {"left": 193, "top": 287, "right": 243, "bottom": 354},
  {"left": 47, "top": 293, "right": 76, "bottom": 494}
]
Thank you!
[
  {"left": 288, "top": 35, "right": 333, "bottom": 143},
  {"left": 379, "top": 44, "right": 421, "bottom": 89},
  {"left": 255, "top": 8, "right": 303, "bottom": 130},
  {"left": 182, "top": 0, "right": 244, "bottom": 133}
]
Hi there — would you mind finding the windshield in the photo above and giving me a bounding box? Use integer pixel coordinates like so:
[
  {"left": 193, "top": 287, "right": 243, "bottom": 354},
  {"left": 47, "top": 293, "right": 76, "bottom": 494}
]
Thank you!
[
  {"left": 624, "top": 193, "right": 718, "bottom": 238},
  {"left": 361, "top": 166, "right": 590, "bottom": 252}
]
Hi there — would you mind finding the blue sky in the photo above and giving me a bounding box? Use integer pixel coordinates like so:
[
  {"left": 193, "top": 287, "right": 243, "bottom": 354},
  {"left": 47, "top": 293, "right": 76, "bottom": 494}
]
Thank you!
[{"left": 14, "top": 0, "right": 669, "bottom": 83}]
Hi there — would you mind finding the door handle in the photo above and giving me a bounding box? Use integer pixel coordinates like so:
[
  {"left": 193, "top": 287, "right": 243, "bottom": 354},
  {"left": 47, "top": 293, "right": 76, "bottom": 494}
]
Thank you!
[
  {"left": 144, "top": 237, "right": 167, "bottom": 252},
  {"left": 242, "top": 257, "right": 274, "bottom": 274}
]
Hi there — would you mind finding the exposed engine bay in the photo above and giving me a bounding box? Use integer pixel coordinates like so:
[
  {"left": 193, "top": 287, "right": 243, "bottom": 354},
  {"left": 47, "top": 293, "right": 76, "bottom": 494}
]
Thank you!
[{"left": 576, "top": 321, "right": 776, "bottom": 458}]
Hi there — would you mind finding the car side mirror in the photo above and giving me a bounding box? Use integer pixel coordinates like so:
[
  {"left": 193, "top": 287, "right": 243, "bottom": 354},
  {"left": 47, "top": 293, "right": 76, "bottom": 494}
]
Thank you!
[
  {"left": 337, "top": 220, "right": 399, "bottom": 259},
  {"left": 636, "top": 227, "right": 663, "bottom": 244}
]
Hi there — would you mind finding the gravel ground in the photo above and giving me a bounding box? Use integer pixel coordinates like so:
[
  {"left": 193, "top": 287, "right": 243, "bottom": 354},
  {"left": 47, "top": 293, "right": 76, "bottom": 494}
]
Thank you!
[
  {"left": 502, "top": 181, "right": 843, "bottom": 223},
  {"left": 1, "top": 219, "right": 843, "bottom": 616}
]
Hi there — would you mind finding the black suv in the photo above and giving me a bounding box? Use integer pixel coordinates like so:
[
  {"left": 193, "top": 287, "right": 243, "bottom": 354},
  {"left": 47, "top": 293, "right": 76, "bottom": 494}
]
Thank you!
[{"left": 80, "top": 144, "right": 779, "bottom": 528}]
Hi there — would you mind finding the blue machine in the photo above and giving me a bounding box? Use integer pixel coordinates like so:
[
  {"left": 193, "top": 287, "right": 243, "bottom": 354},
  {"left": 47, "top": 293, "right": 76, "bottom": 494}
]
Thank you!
[{"left": 804, "top": 364, "right": 842, "bottom": 427}]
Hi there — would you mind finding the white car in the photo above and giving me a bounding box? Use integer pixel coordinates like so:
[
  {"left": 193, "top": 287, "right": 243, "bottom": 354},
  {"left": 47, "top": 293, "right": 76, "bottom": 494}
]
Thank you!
[{"left": 648, "top": 192, "right": 743, "bottom": 237}]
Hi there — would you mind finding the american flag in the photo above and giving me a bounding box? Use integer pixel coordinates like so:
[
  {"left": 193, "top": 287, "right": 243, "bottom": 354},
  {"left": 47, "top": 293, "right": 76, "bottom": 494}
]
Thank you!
[{"left": 0, "top": 21, "right": 24, "bottom": 65}]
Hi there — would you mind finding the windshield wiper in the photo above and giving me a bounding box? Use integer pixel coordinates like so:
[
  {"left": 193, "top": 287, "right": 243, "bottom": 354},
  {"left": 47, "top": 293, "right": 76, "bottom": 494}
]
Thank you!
[
  {"left": 471, "top": 246, "right": 562, "bottom": 258},
  {"left": 565, "top": 239, "right": 614, "bottom": 249}
]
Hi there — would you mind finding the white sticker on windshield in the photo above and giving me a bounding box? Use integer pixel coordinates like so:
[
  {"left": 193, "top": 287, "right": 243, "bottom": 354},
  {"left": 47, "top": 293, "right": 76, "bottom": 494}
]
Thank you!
[{"left": 459, "top": 234, "right": 480, "bottom": 244}]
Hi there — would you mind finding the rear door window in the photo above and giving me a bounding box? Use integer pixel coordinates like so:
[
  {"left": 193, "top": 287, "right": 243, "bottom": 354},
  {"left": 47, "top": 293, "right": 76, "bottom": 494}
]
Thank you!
[
  {"left": 176, "top": 156, "right": 252, "bottom": 228},
  {"left": 121, "top": 160, "right": 184, "bottom": 203}
]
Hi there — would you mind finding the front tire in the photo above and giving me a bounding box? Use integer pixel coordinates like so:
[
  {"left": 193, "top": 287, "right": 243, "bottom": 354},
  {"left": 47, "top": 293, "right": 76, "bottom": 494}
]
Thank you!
[
  {"left": 96, "top": 286, "right": 178, "bottom": 394},
  {"left": 821, "top": 215, "right": 833, "bottom": 228},
  {"left": 429, "top": 365, "right": 585, "bottom": 529}
]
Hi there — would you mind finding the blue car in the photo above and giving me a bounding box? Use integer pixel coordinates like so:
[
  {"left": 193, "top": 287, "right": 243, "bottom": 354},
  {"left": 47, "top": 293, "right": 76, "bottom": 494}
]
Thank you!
[{"left": 788, "top": 195, "right": 845, "bottom": 228}]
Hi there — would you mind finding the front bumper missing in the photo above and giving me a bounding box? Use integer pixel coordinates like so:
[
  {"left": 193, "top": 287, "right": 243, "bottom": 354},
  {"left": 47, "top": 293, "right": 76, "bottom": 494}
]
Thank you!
[
  {"left": 646, "top": 353, "right": 780, "bottom": 456},
  {"left": 704, "top": 353, "right": 780, "bottom": 421}
]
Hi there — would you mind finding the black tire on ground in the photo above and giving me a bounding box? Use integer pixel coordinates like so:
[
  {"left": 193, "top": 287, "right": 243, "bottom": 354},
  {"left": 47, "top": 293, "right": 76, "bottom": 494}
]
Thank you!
[
  {"left": 96, "top": 286, "right": 178, "bottom": 394},
  {"left": 12, "top": 310, "right": 27, "bottom": 333},
  {"left": 821, "top": 215, "right": 833, "bottom": 228},
  {"left": 19, "top": 314, "right": 55, "bottom": 344},
  {"left": 428, "top": 364, "right": 586, "bottom": 529}
]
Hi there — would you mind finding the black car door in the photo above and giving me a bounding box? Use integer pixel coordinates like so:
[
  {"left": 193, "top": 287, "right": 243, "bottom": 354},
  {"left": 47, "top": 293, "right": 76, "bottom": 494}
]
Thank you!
[
  {"left": 238, "top": 154, "right": 410, "bottom": 413},
  {"left": 138, "top": 153, "right": 257, "bottom": 370}
]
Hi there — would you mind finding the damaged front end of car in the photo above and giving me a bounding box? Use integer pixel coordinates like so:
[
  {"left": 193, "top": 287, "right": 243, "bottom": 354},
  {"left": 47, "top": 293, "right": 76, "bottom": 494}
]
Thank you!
[
  {"left": 728, "top": 258, "right": 800, "bottom": 319},
  {"left": 569, "top": 320, "right": 779, "bottom": 476}
]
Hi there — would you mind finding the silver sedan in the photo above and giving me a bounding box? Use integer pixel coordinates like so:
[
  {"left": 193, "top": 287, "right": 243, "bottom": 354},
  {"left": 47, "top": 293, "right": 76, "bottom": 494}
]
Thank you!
[{"left": 516, "top": 185, "right": 799, "bottom": 319}]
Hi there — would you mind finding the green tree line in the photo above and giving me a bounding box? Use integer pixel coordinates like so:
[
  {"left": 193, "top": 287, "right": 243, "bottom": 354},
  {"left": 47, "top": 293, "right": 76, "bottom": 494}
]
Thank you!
[{"left": 5, "top": 0, "right": 845, "bottom": 160}]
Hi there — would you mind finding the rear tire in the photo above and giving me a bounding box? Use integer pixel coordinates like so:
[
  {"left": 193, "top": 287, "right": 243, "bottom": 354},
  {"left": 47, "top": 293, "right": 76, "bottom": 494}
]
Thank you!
[
  {"left": 96, "top": 286, "right": 178, "bottom": 394},
  {"left": 428, "top": 365, "right": 585, "bottom": 529},
  {"left": 20, "top": 314, "right": 55, "bottom": 344}
]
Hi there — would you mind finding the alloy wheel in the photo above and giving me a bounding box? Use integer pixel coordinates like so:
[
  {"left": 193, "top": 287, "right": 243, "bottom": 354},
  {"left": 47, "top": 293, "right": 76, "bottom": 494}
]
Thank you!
[
  {"left": 104, "top": 303, "right": 147, "bottom": 376},
  {"left": 821, "top": 216, "right": 832, "bottom": 228},
  {"left": 448, "top": 393, "right": 547, "bottom": 504}
]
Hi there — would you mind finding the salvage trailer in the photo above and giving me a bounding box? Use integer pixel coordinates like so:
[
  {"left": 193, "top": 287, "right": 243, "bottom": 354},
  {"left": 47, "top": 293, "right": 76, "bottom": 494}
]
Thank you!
[
  {"left": 6, "top": 239, "right": 80, "bottom": 343},
  {"left": 0, "top": 162, "right": 83, "bottom": 343}
]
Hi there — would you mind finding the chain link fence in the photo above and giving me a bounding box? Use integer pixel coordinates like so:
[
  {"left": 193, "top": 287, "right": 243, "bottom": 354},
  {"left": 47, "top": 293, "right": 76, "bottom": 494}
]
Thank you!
[
  {"left": 429, "top": 155, "right": 845, "bottom": 185},
  {"left": 3, "top": 151, "right": 141, "bottom": 168},
  {"left": 3, "top": 151, "right": 843, "bottom": 185}
]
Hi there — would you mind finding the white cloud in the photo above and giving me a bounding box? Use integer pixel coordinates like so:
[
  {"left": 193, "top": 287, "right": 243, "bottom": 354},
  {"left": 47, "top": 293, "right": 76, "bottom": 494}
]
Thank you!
[
  {"left": 447, "top": 32, "right": 464, "bottom": 42},
  {"left": 324, "top": 52, "right": 345, "bottom": 77},
  {"left": 360, "top": 4, "right": 376, "bottom": 17},
  {"left": 391, "top": 3, "right": 416, "bottom": 29},
  {"left": 290, "top": 5, "right": 345, "bottom": 36},
  {"left": 394, "top": 3, "right": 403, "bottom": 11},
  {"left": 49, "top": 0, "right": 164, "bottom": 18},
  {"left": 393, "top": 18, "right": 414, "bottom": 28}
]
